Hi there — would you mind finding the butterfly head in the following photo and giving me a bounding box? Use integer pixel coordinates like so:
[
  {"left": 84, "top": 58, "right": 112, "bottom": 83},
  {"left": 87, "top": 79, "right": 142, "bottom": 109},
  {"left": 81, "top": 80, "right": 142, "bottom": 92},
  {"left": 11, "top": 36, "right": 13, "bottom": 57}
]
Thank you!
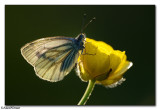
[
  {"left": 76, "top": 33, "right": 86, "bottom": 50},
  {"left": 77, "top": 33, "right": 86, "bottom": 41}
]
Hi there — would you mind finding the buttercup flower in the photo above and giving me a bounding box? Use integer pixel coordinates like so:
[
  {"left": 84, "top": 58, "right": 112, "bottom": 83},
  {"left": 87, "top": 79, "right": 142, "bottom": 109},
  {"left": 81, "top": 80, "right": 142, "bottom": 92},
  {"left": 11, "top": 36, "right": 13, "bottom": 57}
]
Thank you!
[{"left": 77, "top": 38, "right": 133, "bottom": 88}]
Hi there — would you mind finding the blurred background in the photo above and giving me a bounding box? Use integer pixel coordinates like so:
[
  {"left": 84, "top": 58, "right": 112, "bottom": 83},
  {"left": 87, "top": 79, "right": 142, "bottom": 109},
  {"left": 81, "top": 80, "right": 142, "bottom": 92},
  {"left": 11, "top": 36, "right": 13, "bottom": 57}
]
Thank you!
[{"left": 5, "top": 5, "right": 155, "bottom": 105}]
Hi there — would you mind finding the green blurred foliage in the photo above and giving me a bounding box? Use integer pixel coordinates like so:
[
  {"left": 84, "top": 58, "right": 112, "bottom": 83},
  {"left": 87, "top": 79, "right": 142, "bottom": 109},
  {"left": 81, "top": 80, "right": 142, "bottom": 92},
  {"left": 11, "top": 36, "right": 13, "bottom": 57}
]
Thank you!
[{"left": 5, "top": 5, "right": 155, "bottom": 105}]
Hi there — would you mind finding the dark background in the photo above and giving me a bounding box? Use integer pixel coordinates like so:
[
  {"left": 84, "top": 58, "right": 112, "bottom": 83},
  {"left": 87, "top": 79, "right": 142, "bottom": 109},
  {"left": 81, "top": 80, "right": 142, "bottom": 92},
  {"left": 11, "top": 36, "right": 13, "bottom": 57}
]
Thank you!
[{"left": 5, "top": 5, "right": 155, "bottom": 105}]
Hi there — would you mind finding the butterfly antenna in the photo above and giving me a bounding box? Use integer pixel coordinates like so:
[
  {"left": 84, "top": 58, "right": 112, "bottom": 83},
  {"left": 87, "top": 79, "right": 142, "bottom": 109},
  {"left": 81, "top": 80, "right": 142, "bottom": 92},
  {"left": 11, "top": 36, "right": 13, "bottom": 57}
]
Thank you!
[
  {"left": 81, "top": 13, "right": 87, "bottom": 33},
  {"left": 81, "top": 15, "right": 96, "bottom": 34}
]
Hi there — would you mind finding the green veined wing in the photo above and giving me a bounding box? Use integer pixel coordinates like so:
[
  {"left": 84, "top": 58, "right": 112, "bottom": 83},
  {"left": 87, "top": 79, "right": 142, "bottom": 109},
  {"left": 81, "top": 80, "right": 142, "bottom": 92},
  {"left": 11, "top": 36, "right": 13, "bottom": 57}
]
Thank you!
[{"left": 21, "top": 37, "right": 80, "bottom": 82}]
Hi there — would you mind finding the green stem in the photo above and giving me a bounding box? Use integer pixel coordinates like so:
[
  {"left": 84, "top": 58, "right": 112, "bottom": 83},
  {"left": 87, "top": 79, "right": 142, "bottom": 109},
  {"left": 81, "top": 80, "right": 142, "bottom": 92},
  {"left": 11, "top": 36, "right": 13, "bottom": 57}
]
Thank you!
[{"left": 78, "top": 79, "right": 96, "bottom": 105}]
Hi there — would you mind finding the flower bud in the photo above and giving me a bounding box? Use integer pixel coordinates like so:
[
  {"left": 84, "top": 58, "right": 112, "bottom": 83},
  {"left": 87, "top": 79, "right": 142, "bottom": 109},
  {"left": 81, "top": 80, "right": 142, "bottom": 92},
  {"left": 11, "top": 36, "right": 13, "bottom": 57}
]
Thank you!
[{"left": 76, "top": 38, "right": 133, "bottom": 87}]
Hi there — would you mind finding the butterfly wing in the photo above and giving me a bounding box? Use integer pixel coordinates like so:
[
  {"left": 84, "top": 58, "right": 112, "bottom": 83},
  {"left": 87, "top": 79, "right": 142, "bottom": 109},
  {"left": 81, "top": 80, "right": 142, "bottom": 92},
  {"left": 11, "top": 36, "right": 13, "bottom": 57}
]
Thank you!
[
  {"left": 21, "top": 37, "right": 80, "bottom": 82},
  {"left": 21, "top": 37, "right": 73, "bottom": 66}
]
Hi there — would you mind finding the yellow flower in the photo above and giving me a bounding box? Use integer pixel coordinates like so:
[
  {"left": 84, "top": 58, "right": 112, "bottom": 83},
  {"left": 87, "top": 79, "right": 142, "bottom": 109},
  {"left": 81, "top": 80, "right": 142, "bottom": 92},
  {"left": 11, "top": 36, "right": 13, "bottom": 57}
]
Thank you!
[{"left": 76, "top": 38, "right": 133, "bottom": 88}]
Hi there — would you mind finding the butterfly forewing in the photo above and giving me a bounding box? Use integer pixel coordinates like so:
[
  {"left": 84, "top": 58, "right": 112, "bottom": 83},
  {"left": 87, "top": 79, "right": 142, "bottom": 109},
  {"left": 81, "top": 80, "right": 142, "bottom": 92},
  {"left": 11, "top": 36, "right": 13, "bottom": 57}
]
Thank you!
[
  {"left": 21, "top": 37, "right": 73, "bottom": 66},
  {"left": 21, "top": 37, "right": 80, "bottom": 82}
]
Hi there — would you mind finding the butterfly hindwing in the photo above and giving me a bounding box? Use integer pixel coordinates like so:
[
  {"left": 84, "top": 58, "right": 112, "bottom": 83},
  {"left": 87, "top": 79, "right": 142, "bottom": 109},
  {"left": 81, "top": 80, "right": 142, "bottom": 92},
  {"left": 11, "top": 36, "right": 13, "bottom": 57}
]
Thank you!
[{"left": 34, "top": 47, "right": 79, "bottom": 82}]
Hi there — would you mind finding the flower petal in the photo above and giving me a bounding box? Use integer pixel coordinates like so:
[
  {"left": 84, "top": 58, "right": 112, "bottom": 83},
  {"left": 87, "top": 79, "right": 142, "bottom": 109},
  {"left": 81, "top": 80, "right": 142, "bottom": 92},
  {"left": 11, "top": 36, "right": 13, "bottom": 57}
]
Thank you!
[
  {"left": 80, "top": 38, "right": 114, "bottom": 80},
  {"left": 97, "top": 61, "right": 133, "bottom": 86},
  {"left": 110, "top": 61, "right": 133, "bottom": 79}
]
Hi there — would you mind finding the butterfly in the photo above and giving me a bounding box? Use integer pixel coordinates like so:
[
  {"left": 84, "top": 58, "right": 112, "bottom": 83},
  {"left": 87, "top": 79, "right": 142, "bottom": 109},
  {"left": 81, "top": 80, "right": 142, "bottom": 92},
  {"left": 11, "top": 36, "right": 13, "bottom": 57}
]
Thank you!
[{"left": 21, "top": 33, "right": 86, "bottom": 82}]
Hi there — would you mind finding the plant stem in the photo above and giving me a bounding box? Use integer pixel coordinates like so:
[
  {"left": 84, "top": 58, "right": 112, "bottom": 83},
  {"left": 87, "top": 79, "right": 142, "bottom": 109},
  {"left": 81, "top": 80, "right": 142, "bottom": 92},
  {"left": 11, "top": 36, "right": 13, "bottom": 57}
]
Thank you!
[{"left": 78, "top": 79, "right": 96, "bottom": 105}]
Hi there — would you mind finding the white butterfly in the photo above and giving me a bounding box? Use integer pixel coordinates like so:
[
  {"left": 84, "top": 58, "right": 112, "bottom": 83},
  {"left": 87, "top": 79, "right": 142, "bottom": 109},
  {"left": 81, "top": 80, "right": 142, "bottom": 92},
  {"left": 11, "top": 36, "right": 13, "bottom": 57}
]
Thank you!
[{"left": 21, "top": 33, "right": 86, "bottom": 82}]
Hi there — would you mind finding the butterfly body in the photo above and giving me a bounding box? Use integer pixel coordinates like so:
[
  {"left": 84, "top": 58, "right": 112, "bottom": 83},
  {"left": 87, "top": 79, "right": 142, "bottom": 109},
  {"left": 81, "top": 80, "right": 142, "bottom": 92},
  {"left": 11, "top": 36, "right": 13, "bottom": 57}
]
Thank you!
[{"left": 21, "top": 33, "right": 86, "bottom": 82}]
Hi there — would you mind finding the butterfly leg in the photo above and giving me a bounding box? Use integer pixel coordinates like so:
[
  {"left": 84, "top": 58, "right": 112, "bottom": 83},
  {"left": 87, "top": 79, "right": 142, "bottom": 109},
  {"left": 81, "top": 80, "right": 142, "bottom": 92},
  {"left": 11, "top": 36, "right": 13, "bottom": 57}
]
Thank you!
[{"left": 81, "top": 46, "right": 98, "bottom": 55}]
